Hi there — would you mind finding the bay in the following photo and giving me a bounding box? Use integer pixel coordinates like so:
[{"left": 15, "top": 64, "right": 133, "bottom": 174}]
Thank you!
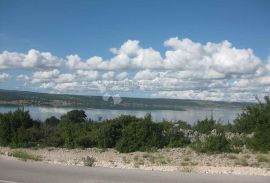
[{"left": 0, "top": 105, "right": 242, "bottom": 124}]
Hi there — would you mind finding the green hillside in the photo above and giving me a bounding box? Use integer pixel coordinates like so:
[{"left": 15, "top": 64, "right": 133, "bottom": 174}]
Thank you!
[{"left": 0, "top": 89, "right": 248, "bottom": 110}]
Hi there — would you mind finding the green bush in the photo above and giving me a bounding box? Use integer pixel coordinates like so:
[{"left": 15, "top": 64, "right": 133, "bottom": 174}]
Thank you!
[
  {"left": 234, "top": 96, "right": 270, "bottom": 152},
  {"left": 193, "top": 118, "right": 216, "bottom": 134},
  {"left": 191, "top": 134, "right": 231, "bottom": 153},
  {"left": 116, "top": 114, "right": 164, "bottom": 153},
  {"left": 167, "top": 131, "right": 190, "bottom": 148},
  {"left": 229, "top": 136, "right": 246, "bottom": 152},
  {"left": 75, "top": 135, "right": 96, "bottom": 148}
]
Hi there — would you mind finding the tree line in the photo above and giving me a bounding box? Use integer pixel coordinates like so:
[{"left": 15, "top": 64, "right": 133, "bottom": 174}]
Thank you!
[{"left": 0, "top": 97, "right": 269, "bottom": 153}]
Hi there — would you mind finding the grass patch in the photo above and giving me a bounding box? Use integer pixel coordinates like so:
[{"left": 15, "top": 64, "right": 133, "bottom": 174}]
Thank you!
[
  {"left": 235, "top": 158, "right": 248, "bottom": 166},
  {"left": 140, "top": 153, "right": 170, "bottom": 165},
  {"left": 133, "top": 155, "right": 139, "bottom": 161},
  {"left": 142, "top": 153, "right": 150, "bottom": 159},
  {"left": 181, "top": 162, "right": 189, "bottom": 166},
  {"left": 226, "top": 154, "right": 237, "bottom": 160},
  {"left": 133, "top": 155, "right": 145, "bottom": 167},
  {"left": 178, "top": 166, "right": 194, "bottom": 172},
  {"left": 12, "top": 150, "right": 42, "bottom": 161},
  {"left": 155, "top": 154, "right": 167, "bottom": 165},
  {"left": 149, "top": 155, "right": 155, "bottom": 164},
  {"left": 190, "top": 161, "right": 198, "bottom": 166},
  {"left": 256, "top": 154, "right": 269, "bottom": 163},
  {"left": 181, "top": 161, "right": 198, "bottom": 166},
  {"left": 122, "top": 156, "right": 131, "bottom": 164},
  {"left": 244, "top": 154, "right": 251, "bottom": 159}
]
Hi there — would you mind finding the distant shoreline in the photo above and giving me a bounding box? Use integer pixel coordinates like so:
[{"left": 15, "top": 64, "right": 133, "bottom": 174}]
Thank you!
[{"left": 0, "top": 89, "right": 248, "bottom": 111}]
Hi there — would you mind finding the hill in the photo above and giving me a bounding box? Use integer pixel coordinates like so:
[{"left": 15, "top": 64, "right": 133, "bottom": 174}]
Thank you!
[{"left": 0, "top": 89, "right": 248, "bottom": 110}]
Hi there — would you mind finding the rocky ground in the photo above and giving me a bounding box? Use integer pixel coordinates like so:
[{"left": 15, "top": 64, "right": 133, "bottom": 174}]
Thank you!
[{"left": 1, "top": 146, "right": 270, "bottom": 176}]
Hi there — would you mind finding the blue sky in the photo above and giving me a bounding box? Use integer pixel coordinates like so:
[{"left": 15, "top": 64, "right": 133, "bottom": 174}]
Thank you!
[{"left": 0, "top": 0, "right": 270, "bottom": 101}]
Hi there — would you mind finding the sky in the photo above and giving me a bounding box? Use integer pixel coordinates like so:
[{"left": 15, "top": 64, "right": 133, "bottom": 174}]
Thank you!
[{"left": 0, "top": 0, "right": 270, "bottom": 102}]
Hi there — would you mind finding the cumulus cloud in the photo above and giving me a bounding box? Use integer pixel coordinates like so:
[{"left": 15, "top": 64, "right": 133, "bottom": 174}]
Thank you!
[
  {"left": 0, "top": 73, "right": 10, "bottom": 82},
  {"left": 16, "top": 74, "right": 30, "bottom": 81},
  {"left": 102, "top": 71, "right": 115, "bottom": 80},
  {"left": 31, "top": 69, "right": 60, "bottom": 84},
  {"left": 110, "top": 40, "right": 140, "bottom": 56},
  {"left": 33, "top": 69, "right": 60, "bottom": 79},
  {"left": 76, "top": 70, "right": 99, "bottom": 81},
  {"left": 0, "top": 49, "right": 63, "bottom": 69},
  {"left": 116, "top": 72, "right": 128, "bottom": 81},
  {"left": 134, "top": 69, "right": 159, "bottom": 80},
  {"left": 1, "top": 37, "right": 270, "bottom": 101},
  {"left": 56, "top": 73, "right": 75, "bottom": 83}
]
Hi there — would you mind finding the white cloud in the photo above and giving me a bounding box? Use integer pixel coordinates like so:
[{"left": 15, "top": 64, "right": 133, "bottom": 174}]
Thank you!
[
  {"left": 55, "top": 82, "right": 79, "bottom": 91},
  {"left": 134, "top": 69, "right": 158, "bottom": 80},
  {"left": 16, "top": 74, "right": 30, "bottom": 81},
  {"left": 33, "top": 69, "right": 60, "bottom": 79},
  {"left": 1, "top": 37, "right": 270, "bottom": 102},
  {"left": 0, "top": 73, "right": 10, "bottom": 82},
  {"left": 39, "top": 82, "right": 55, "bottom": 89},
  {"left": 56, "top": 73, "right": 75, "bottom": 83},
  {"left": 0, "top": 49, "right": 63, "bottom": 69},
  {"left": 66, "top": 54, "right": 87, "bottom": 70},
  {"left": 76, "top": 70, "right": 99, "bottom": 81},
  {"left": 152, "top": 90, "right": 226, "bottom": 101},
  {"left": 102, "top": 71, "right": 115, "bottom": 80},
  {"left": 266, "top": 56, "right": 270, "bottom": 71},
  {"left": 210, "top": 41, "right": 260, "bottom": 74},
  {"left": 116, "top": 72, "right": 128, "bottom": 80},
  {"left": 31, "top": 69, "right": 60, "bottom": 84},
  {"left": 110, "top": 40, "right": 140, "bottom": 56}
]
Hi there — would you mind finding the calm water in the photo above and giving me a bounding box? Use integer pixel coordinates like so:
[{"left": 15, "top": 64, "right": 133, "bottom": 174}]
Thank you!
[{"left": 0, "top": 105, "right": 242, "bottom": 124}]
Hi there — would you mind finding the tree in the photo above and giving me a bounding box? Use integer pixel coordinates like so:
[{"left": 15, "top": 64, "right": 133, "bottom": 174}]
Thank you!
[
  {"left": 193, "top": 118, "right": 216, "bottom": 134},
  {"left": 60, "top": 110, "right": 86, "bottom": 123},
  {"left": 0, "top": 113, "right": 12, "bottom": 146},
  {"left": 45, "top": 116, "right": 60, "bottom": 126},
  {"left": 234, "top": 96, "right": 270, "bottom": 151},
  {"left": 116, "top": 114, "right": 163, "bottom": 152}
]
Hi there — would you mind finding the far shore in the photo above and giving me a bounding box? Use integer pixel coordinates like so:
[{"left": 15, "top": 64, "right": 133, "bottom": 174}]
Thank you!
[{"left": 1, "top": 147, "right": 269, "bottom": 176}]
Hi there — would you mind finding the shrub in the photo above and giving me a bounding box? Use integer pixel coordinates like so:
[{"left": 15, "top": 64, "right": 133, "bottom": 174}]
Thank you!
[
  {"left": 234, "top": 96, "right": 270, "bottom": 152},
  {"left": 75, "top": 136, "right": 96, "bottom": 148},
  {"left": 116, "top": 117, "right": 164, "bottom": 153},
  {"left": 83, "top": 156, "right": 95, "bottom": 167},
  {"left": 193, "top": 118, "right": 216, "bottom": 134},
  {"left": 176, "top": 120, "right": 192, "bottom": 129},
  {"left": 191, "top": 134, "right": 231, "bottom": 153},
  {"left": 256, "top": 154, "right": 269, "bottom": 163},
  {"left": 167, "top": 130, "right": 190, "bottom": 148},
  {"left": 229, "top": 136, "right": 246, "bottom": 152},
  {"left": 235, "top": 158, "right": 248, "bottom": 166}
]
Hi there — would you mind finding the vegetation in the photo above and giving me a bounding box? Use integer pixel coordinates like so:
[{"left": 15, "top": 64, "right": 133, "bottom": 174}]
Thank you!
[
  {"left": 12, "top": 150, "right": 41, "bottom": 161},
  {"left": 82, "top": 156, "right": 95, "bottom": 167},
  {"left": 0, "top": 96, "right": 269, "bottom": 154},
  {"left": 256, "top": 154, "right": 269, "bottom": 163},
  {"left": 235, "top": 158, "right": 249, "bottom": 166},
  {"left": 191, "top": 134, "right": 231, "bottom": 153},
  {"left": 234, "top": 96, "right": 270, "bottom": 152}
]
